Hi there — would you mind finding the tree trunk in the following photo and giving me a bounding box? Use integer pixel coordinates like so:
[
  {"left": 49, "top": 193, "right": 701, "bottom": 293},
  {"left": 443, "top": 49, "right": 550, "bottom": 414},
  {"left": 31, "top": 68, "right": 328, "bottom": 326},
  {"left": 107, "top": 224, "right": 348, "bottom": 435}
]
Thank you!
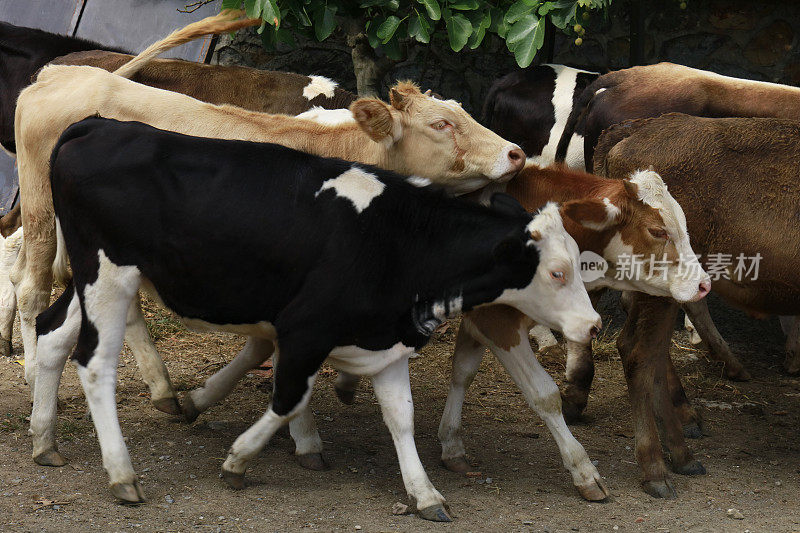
[{"left": 344, "top": 20, "right": 394, "bottom": 98}]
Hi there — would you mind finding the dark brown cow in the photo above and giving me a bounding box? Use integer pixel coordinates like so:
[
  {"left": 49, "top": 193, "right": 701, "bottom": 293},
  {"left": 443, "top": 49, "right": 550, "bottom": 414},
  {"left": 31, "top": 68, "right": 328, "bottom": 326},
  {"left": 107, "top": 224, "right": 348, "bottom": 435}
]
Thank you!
[
  {"left": 591, "top": 113, "right": 800, "bottom": 497},
  {"left": 555, "top": 62, "right": 800, "bottom": 171},
  {"left": 51, "top": 50, "right": 357, "bottom": 114}
]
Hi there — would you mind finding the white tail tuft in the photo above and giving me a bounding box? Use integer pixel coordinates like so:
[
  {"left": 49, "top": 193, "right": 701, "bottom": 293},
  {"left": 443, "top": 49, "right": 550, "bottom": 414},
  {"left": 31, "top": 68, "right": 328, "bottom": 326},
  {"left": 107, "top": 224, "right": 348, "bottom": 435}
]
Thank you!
[{"left": 53, "top": 218, "right": 71, "bottom": 284}]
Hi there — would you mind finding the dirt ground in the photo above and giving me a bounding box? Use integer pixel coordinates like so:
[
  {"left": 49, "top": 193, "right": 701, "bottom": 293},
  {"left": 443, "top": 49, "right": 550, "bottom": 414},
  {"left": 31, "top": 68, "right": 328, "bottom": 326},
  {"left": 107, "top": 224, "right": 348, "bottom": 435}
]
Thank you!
[{"left": 2, "top": 292, "right": 800, "bottom": 532}]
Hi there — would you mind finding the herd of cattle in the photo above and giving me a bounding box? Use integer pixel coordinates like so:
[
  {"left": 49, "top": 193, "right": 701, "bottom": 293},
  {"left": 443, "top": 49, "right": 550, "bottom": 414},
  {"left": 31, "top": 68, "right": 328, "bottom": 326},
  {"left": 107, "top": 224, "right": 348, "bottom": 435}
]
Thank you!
[{"left": 1, "top": 9, "right": 799, "bottom": 522}]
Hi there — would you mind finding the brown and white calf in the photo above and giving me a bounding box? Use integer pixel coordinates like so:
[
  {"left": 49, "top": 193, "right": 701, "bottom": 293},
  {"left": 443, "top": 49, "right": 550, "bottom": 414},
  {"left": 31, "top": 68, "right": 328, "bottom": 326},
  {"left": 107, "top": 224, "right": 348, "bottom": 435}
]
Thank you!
[
  {"left": 591, "top": 112, "right": 800, "bottom": 498},
  {"left": 15, "top": 12, "right": 523, "bottom": 423}
]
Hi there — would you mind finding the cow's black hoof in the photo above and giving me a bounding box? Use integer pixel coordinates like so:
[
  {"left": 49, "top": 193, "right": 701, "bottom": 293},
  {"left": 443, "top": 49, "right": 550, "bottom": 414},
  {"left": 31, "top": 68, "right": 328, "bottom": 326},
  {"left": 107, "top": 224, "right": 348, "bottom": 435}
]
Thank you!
[
  {"left": 221, "top": 468, "right": 246, "bottom": 490},
  {"left": 418, "top": 504, "right": 452, "bottom": 522},
  {"left": 111, "top": 480, "right": 146, "bottom": 504},
  {"left": 440, "top": 456, "right": 471, "bottom": 474},
  {"left": 682, "top": 422, "right": 704, "bottom": 439},
  {"left": 182, "top": 394, "right": 201, "bottom": 424},
  {"left": 152, "top": 397, "right": 182, "bottom": 416},
  {"left": 34, "top": 449, "right": 67, "bottom": 467},
  {"left": 334, "top": 386, "right": 356, "bottom": 405},
  {"left": 0, "top": 339, "right": 11, "bottom": 357},
  {"left": 296, "top": 452, "right": 329, "bottom": 471},
  {"left": 673, "top": 459, "right": 706, "bottom": 476},
  {"left": 642, "top": 479, "right": 677, "bottom": 499}
]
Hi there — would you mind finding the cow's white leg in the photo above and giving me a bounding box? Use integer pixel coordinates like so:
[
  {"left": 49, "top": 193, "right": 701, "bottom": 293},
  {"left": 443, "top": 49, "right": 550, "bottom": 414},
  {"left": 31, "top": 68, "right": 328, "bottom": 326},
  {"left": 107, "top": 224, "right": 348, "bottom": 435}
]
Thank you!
[
  {"left": 123, "top": 299, "right": 180, "bottom": 415},
  {"left": 469, "top": 319, "right": 609, "bottom": 501},
  {"left": 372, "top": 355, "right": 450, "bottom": 521},
  {"left": 289, "top": 405, "right": 327, "bottom": 470},
  {"left": 31, "top": 284, "right": 80, "bottom": 467},
  {"left": 438, "top": 321, "right": 485, "bottom": 473},
  {"left": 684, "top": 315, "right": 701, "bottom": 345},
  {"left": 780, "top": 316, "right": 800, "bottom": 375},
  {"left": 10, "top": 238, "right": 50, "bottom": 398},
  {"left": 334, "top": 370, "right": 361, "bottom": 404},
  {"left": 184, "top": 336, "right": 274, "bottom": 423},
  {"left": 529, "top": 323, "right": 558, "bottom": 349},
  {"left": 0, "top": 227, "right": 23, "bottom": 357},
  {"left": 221, "top": 368, "right": 316, "bottom": 488},
  {"left": 76, "top": 257, "right": 143, "bottom": 503}
]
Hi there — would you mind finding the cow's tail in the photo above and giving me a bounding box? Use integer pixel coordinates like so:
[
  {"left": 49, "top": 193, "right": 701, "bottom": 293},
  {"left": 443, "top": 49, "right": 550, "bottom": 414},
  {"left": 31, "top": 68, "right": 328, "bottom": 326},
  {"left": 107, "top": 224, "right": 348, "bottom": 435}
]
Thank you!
[
  {"left": 113, "top": 9, "right": 259, "bottom": 79},
  {"left": 592, "top": 116, "right": 656, "bottom": 176},
  {"left": 52, "top": 218, "right": 71, "bottom": 285},
  {"left": 553, "top": 73, "right": 617, "bottom": 163}
]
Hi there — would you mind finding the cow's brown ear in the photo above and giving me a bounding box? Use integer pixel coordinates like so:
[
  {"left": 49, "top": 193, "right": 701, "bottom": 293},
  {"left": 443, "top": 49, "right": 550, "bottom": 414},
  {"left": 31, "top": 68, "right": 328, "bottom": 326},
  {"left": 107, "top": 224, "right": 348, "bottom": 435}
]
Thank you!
[
  {"left": 562, "top": 198, "right": 620, "bottom": 231},
  {"left": 350, "top": 98, "right": 398, "bottom": 143},
  {"left": 622, "top": 179, "right": 639, "bottom": 198}
]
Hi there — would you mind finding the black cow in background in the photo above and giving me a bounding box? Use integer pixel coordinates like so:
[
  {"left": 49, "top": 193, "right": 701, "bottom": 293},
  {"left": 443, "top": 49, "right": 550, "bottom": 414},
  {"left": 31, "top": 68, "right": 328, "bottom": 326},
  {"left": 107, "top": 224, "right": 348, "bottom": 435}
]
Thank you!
[{"left": 483, "top": 64, "right": 599, "bottom": 169}]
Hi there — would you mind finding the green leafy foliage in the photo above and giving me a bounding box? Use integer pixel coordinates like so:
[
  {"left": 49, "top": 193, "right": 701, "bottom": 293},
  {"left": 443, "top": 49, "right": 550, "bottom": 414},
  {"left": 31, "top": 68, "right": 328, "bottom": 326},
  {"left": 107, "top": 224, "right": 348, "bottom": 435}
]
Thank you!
[{"left": 222, "top": 0, "right": 611, "bottom": 68}]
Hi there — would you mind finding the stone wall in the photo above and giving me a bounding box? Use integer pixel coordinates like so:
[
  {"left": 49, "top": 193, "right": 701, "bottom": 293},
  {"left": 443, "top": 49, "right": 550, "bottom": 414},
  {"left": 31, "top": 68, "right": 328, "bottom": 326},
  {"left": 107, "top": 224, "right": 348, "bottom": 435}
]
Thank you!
[{"left": 212, "top": 0, "right": 799, "bottom": 115}]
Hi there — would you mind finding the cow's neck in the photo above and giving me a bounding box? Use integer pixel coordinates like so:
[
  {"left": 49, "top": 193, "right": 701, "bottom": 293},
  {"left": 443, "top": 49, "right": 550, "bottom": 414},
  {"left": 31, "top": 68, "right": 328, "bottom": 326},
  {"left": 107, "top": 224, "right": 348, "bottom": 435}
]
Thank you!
[
  {"left": 399, "top": 201, "right": 525, "bottom": 331},
  {"left": 230, "top": 109, "right": 389, "bottom": 168},
  {"left": 507, "top": 165, "right": 618, "bottom": 207},
  {"left": 507, "top": 165, "right": 618, "bottom": 254}
]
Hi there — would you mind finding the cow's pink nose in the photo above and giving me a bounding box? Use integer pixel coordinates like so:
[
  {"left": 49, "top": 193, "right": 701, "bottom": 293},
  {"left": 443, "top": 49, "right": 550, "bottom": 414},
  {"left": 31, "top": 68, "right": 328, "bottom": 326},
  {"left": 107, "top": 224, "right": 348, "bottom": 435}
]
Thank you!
[
  {"left": 507, "top": 147, "right": 525, "bottom": 173},
  {"left": 697, "top": 280, "right": 711, "bottom": 299}
]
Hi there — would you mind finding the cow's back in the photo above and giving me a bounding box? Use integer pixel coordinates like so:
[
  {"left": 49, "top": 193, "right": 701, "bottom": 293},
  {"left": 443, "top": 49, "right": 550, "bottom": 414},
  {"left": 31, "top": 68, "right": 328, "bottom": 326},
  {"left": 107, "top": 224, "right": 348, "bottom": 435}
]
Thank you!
[
  {"left": 570, "top": 62, "right": 800, "bottom": 169},
  {"left": 51, "top": 51, "right": 358, "bottom": 116},
  {"left": 596, "top": 113, "right": 800, "bottom": 315}
]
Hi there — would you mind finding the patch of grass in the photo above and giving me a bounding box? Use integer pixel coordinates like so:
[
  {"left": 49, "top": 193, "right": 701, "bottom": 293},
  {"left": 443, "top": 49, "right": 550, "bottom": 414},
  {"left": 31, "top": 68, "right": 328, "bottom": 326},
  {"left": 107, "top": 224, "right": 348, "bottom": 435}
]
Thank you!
[
  {"left": 59, "top": 419, "right": 84, "bottom": 441},
  {"left": 0, "top": 413, "right": 26, "bottom": 432},
  {"left": 140, "top": 295, "right": 184, "bottom": 341}
]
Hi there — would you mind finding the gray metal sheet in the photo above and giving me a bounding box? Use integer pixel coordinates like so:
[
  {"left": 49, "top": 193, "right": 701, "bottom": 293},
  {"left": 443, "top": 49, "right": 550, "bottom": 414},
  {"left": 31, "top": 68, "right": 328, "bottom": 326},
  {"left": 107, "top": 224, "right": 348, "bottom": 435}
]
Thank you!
[
  {"left": 0, "top": 0, "right": 224, "bottom": 215},
  {"left": 74, "top": 0, "right": 221, "bottom": 61},
  {"left": 0, "top": 154, "right": 17, "bottom": 215},
  {"left": 0, "top": 0, "right": 83, "bottom": 34}
]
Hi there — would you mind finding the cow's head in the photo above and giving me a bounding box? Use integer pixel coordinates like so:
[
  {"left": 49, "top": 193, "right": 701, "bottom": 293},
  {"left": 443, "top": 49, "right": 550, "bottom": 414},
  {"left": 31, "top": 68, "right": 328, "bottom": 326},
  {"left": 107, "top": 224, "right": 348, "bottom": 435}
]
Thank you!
[
  {"left": 349, "top": 82, "right": 525, "bottom": 194},
  {"left": 562, "top": 169, "right": 711, "bottom": 302},
  {"left": 487, "top": 198, "right": 602, "bottom": 345}
]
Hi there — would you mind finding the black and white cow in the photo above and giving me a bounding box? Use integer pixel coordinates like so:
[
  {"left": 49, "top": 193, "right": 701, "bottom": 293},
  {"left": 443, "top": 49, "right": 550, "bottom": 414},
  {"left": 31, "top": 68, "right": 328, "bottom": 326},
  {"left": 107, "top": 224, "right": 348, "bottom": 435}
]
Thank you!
[
  {"left": 33, "top": 117, "right": 601, "bottom": 520},
  {"left": 483, "top": 65, "right": 599, "bottom": 170}
]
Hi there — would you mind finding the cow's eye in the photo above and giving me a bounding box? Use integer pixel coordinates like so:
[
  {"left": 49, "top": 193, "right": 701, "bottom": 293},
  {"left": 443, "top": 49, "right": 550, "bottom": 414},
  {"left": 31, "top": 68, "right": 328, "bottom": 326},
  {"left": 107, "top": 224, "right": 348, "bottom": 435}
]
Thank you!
[
  {"left": 431, "top": 120, "right": 452, "bottom": 131},
  {"left": 648, "top": 228, "right": 669, "bottom": 240},
  {"left": 550, "top": 270, "right": 566, "bottom": 284}
]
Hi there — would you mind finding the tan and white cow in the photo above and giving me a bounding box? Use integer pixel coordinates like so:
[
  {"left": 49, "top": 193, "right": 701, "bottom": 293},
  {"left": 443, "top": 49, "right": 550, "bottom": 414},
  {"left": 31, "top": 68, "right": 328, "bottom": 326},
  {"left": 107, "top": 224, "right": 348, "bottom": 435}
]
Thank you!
[{"left": 13, "top": 12, "right": 524, "bottom": 410}]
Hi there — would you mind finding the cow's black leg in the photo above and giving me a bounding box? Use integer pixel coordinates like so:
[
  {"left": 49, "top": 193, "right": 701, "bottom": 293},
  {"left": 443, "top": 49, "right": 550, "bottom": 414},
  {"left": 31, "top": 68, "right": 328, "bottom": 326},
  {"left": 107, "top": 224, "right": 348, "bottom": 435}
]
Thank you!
[
  {"left": 220, "top": 339, "right": 326, "bottom": 489},
  {"left": 31, "top": 283, "right": 79, "bottom": 467},
  {"left": 334, "top": 371, "right": 361, "bottom": 405}
]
